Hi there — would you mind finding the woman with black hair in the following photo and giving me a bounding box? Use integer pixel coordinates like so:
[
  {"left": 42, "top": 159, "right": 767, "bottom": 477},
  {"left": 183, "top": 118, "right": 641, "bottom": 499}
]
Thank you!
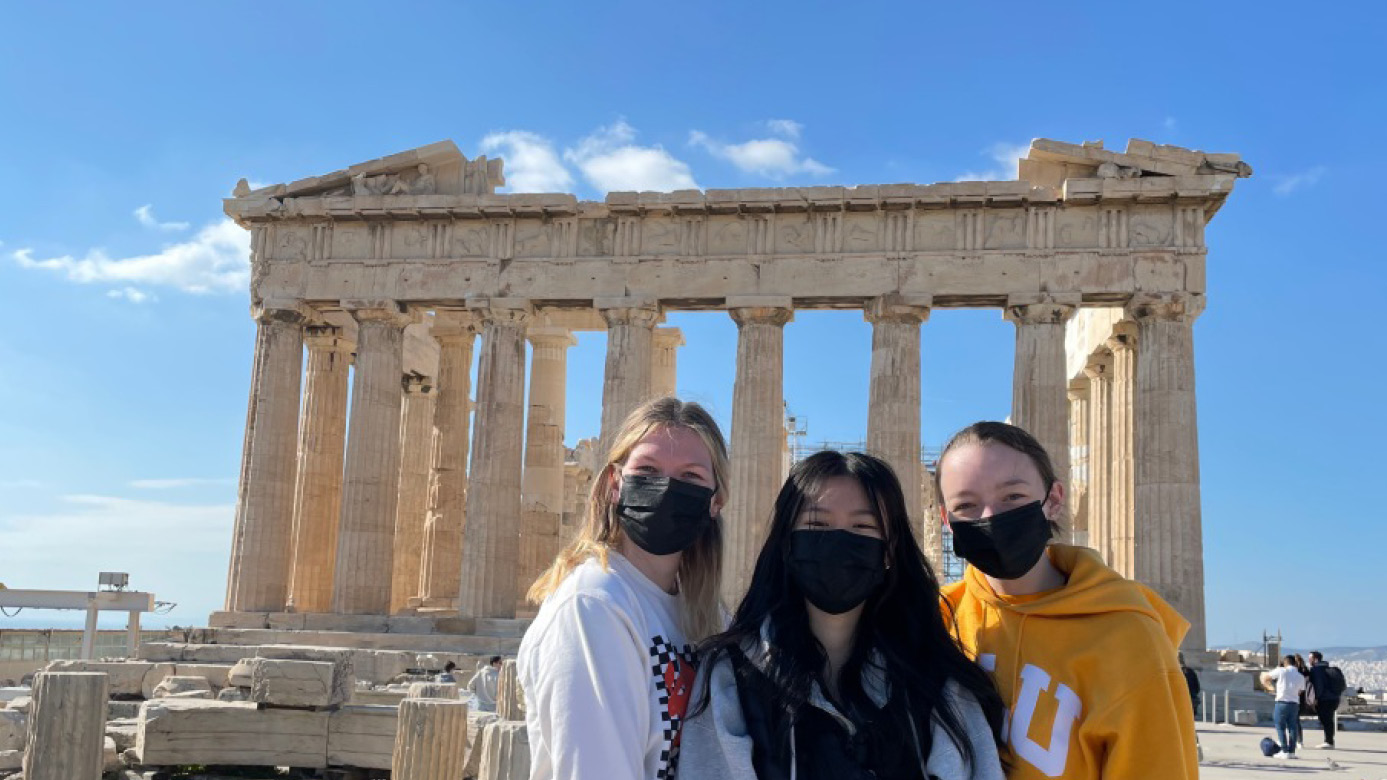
[{"left": 681, "top": 451, "right": 1005, "bottom": 780}]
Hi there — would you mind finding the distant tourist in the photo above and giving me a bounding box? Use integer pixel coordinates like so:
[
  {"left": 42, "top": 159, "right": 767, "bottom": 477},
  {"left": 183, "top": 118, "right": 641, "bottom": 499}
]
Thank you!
[
  {"left": 518, "top": 397, "right": 728, "bottom": 780},
  {"left": 1180, "top": 652, "right": 1201, "bottom": 716},
  {"left": 436, "top": 660, "right": 458, "bottom": 684},
  {"left": 1261, "top": 655, "right": 1307, "bottom": 759},
  {"left": 681, "top": 451, "right": 1006, "bottom": 780},
  {"left": 464, "top": 656, "right": 500, "bottom": 711},
  {"left": 935, "top": 421, "right": 1199, "bottom": 779},
  {"left": 1306, "top": 650, "right": 1348, "bottom": 748},
  {"left": 1293, "top": 653, "right": 1311, "bottom": 744}
]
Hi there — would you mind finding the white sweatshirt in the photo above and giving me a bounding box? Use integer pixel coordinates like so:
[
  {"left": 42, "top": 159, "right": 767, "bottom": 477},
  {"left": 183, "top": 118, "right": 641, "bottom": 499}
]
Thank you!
[{"left": 518, "top": 552, "right": 697, "bottom": 780}]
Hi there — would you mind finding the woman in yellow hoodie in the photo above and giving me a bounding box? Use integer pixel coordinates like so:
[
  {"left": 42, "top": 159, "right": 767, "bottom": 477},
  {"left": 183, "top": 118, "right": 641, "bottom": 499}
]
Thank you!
[{"left": 936, "top": 421, "right": 1198, "bottom": 780}]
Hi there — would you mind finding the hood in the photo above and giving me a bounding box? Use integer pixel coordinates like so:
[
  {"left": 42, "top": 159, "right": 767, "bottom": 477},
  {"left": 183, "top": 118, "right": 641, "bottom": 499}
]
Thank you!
[{"left": 956, "top": 543, "right": 1189, "bottom": 647}]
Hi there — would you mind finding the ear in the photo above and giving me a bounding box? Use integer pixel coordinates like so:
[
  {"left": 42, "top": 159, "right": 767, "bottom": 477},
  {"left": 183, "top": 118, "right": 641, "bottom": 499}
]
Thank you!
[
  {"left": 1044, "top": 480, "right": 1066, "bottom": 518},
  {"left": 710, "top": 490, "right": 726, "bottom": 517},
  {"left": 607, "top": 465, "right": 622, "bottom": 503}
]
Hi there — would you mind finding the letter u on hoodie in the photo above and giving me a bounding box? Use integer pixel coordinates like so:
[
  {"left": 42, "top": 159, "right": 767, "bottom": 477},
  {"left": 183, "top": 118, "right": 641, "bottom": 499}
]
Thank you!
[{"left": 940, "top": 544, "right": 1199, "bottom": 780}]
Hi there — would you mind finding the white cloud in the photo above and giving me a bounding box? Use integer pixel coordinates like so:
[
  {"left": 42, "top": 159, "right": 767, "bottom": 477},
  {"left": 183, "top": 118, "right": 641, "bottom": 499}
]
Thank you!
[
  {"left": 955, "top": 142, "right": 1032, "bottom": 182},
  {"left": 0, "top": 495, "right": 232, "bottom": 626},
  {"left": 564, "top": 120, "right": 698, "bottom": 193},
  {"left": 1270, "top": 166, "right": 1327, "bottom": 196},
  {"left": 134, "top": 204, "right": 190, "bottom": 232},
  {"left": 130, "top": 477, "right": 235, "bottom": 490},
  {"left": 479, "top": 130, "right": 575, "bottom": 193},
  {"left": 0, "top": 479, "right": 46, "bottom": 490},
  {"left": 106, "top": 287, "right": 155, "bottom": 304},
  {"left": 11, "top": 218, "right": 251, "bottom": 295},
  {"left": 688, "top": 119, "right": 833, "bottom": 179}
]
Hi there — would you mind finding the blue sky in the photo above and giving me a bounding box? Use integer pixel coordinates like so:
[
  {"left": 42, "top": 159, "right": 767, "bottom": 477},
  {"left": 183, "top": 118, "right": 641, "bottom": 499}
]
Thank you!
[{"left": 1, "top": 2, "right": 1383, "bottom": 646}]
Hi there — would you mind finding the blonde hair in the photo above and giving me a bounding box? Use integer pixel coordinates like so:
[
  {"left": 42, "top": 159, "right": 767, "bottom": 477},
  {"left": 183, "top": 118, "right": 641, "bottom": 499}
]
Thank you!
[{"left": 527, "top": 397, "right": 729, "bottom": 642}]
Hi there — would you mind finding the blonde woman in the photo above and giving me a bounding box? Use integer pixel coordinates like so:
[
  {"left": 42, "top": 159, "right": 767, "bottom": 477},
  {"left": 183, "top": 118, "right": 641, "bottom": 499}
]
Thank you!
[{"left": 519, "top": 397, "right": 729, "bottom": 780}]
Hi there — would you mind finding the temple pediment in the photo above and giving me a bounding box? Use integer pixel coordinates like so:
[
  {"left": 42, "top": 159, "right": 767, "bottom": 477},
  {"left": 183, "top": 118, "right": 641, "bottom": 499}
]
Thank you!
[{"left": 230, "top": 140, "right": 505, "bottom": 202}]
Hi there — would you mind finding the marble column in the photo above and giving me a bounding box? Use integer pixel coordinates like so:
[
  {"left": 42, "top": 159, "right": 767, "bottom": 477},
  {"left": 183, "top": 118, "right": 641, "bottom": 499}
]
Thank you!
[
  {"left": 1127, "top": 292, "right": 1207, "bottom": 651},
  {"left": 458, "top": 298, "right": 532, "bottom": 619},
  {"left": 1006, "top": 295, "right": 1078, "bottom": 503},
  {"left": 392, "top": 373, "right": 436, "bottom": 613},
  {"left": 1067, "top": 376, "right": 1091, "bottom": 548},
  {"left": 1106, "top": 322, "right": 1138, "bottom": 578},
  {"left": 23, "top": 671, "right": 109, "bottom": 780},
  {"left": 225, "top": 301, "right": 306, "bottom": 613},
  {"left": 415, "top": 311, "right": 476, "bottom": 609},
  {"left": 331, "top": 300, "right": 411, "bottom": 615},
  {"left": 725, "top": 299, "right": 793, "bottom": 604},
  {"left": 518, "top": 326, "right": 576, "bottom": 610},
  {"left": 598, "top": 298, "right": 660, "bottom": 455},
  {"left": 286, "top": 325, "right": 352, "bottom": 613},
  {"left": 392, "top": 698, "right": 470, "bottom": 779},
  {"left": 864, "top": 294, "right": 931, "bottom": 548},
  {"left": 1083, "top": 351, "right": 1113, "bottom": 563},
  {"left": 651, "top": 327, "right": 685, "bottom": 398}
]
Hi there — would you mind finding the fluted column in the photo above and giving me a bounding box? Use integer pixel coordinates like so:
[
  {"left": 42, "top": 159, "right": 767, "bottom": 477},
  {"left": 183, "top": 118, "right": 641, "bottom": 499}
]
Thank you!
[
  {"left": 864, "top": 294, "right": 931, "bottom": 547},
  {"left": 1067, "top": 376, "right": 1091, "bottom": 547},
  {"left": 286, "top": 325, "right": 352, "bottom": 613},
  {"left": 1083, "top": 351, "right": 1113, "bottom": 561},
  {"left": 392, "top": 373, "right": 437, "bottom": 613},
  {"left": 1106, "top": 322, "right": 1138, "bottom": 578},
  {"left": 332, "top": 300, "right": 411, "bottom": 615},
  {"left": 519, "top": 326, "right": 576, "bottom": 611},
  {"left": 1006, "top": 295, "right": 1078, "bottom": 504},
  {"left": 598, "top": 298, "right": 660, "bottom": 454},
  {"left": 23, "top": 671, "right": 109, "bottom": 779},
  {"left": 416, "top": 311, "right": 477, "bottom": 609},
  {"left": 459, "top": 298, "right": 532, "bottom": 619},
  {"left": 226, "top": 300, "right": 307, "bottom": 613},
  {"left": 392, "top": 698, "right": 471, "bottom": 779},
  {"left": 651, "top": 327, "right": 685, "bottom": 398},
  {"left": 1127, "top": 292, "right": 1207, "bottom": 650},
  {"left": 725, "top": 299, "right": 793, "bottom": 604}
]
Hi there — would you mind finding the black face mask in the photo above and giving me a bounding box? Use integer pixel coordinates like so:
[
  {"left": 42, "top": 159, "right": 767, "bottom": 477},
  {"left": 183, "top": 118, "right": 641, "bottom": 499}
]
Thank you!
[
  {"left": 949, "top": 500, "right": 1053, "bottom": 580},
  {"left": 616, "top": 475, "right": 715, "bottom": 556},
  {"left": 787, "top": 529, "right": 887, "bottom": 615}
]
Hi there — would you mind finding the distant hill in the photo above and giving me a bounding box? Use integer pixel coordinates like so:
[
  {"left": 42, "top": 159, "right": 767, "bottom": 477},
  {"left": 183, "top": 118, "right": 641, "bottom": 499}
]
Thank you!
[{"left": 1210, "top": 643, "right": 1387, "bottom": 663}]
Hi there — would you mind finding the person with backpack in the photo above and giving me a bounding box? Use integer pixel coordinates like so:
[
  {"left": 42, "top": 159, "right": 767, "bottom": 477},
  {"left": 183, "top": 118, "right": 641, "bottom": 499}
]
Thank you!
[
  {"left": 1260, "top": 655, "right": 1306, "bottom": 759},
  {"left": 1306, "top": 651, "right": 1347, "bottom": 748}
]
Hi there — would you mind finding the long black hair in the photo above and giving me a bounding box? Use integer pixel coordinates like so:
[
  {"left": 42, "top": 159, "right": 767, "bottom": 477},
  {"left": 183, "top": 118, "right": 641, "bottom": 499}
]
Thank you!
[{"left": 696, "top": 451, "right": 1006, "bottom": 767}]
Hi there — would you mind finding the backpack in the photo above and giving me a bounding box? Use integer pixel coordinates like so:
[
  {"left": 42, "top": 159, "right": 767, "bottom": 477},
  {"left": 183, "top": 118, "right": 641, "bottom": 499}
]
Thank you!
[{"left": 1325, "top": 666, "right": 1348, "bottom": 698}]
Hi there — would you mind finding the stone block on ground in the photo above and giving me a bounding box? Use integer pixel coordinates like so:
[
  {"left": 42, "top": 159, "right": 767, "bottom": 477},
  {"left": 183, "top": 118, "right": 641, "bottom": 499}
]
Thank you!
[
  {"left": 327, "top": 704, "right": 398, "bottom": 770},
  {"left": 139, "top": 663, "right": 178, "bottom": 699},
  {"left": 108, "top": 700, "right": 141, "bottom": 719},
  {"left": 173, "top": 663, "right": 231, "bottom": 689},
  {"left": 477, "top": 719, "right": 530, "bottom": 780},
  {"left": 227, "top": 657, "right": 254, "bottom": 687},
  {"left": 0, "top": 749, "right": 20, "bottom": 771},
  {"left": 106, "top": 717, "right": 139, "bottom": 752},
  {"left": 351, "top": 687, "right": 408, "bottom": 706},
  {"left": 1232, "top": 709, "right": 1259, "bottom": 726},
  {"left": 218, "top": 686, "right": 249, "bottom": 702},
  {"left": 152, "top": 675, "right": 213, "bottom": 699},
  {"left": 4, "top": 697, "right": 28, "bottom": 714},
  {"left": 24, "top": 671, "right": 109, "bottom": 780},
  {"left": 0, "top": 709, "right": 23, "bottom": 750},
  {"left": 464, "top": 711, "right": 501, "bottom": 779},
  {"left": 44, "top": 660, "right": 152, "bottom": 698},
  {"left": 135, "top": 698, "right": 329, "bottom": 767},
  {"left": 254, "top": 646, "right": 355, "bottom": 703},
  {"left": 249, "top": 658, "right": 341, "bottom": 708},
  {"left": 104, "top": 735, "right": 120, "bottom": 772}
]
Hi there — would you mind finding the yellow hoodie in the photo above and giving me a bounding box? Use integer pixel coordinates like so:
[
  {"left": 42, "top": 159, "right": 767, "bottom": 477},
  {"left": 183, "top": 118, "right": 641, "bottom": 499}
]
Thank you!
[{"left": 940, "top": 544, "right": 1198, "bottom": 780}]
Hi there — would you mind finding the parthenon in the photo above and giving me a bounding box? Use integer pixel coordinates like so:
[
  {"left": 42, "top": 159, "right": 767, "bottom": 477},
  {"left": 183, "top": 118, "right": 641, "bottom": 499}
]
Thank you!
[{"left": 219, "top": 137, "right": 1250, "bottom": 651}]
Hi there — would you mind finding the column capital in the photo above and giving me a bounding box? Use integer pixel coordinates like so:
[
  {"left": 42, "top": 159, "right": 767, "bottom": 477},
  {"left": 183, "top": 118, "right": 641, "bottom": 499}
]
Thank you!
[
  {"left": 527, "top": 325, "right": 578, "bottom": 348},
  {"left": 1004, "top": 293, "right": 1081, "bottom": 326},
  {"left": 1104, "top": 320, "right": 1139, "bottom": 353},
  {"left": 864, "top": 293, "right": 932, "bottom": 325},
  {"left": 341, "top": 299, "right": 411, "bottom": 327},
  {"left": 251, "top": 299, "right": 310, "bottom": 325},
  {"left": 466, "top": 297, "right": 534, "bottom": 327},
  {"left": 402, "top": 372, "right": 435, "bottom": 396},
  {"left": 1068, "top": 374, "right": 1091, "bottom": 401},
  {"left": 303, "top": 325, "right": 354, "bottom": 353},
  {"left": 653, "top": 327, "right": 685, "bottom": 348},
  {"left": 1083, "top": 349, "right": 1113, "bottom": 380},
  {"left": 1125, "top": 292, "right": 1206, "bottom": 323},
  {"left": 728, "top": 295, "right": 794, "bottom": 328},
  {"left": 431, "top": 308, "right": 477, "bottom": 339}
]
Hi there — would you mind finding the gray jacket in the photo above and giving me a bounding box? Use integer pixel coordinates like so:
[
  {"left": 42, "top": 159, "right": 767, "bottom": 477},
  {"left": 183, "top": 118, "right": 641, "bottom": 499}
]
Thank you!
[{"left": 680, "top": 635, "right": 1004, "bottom": 780}]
